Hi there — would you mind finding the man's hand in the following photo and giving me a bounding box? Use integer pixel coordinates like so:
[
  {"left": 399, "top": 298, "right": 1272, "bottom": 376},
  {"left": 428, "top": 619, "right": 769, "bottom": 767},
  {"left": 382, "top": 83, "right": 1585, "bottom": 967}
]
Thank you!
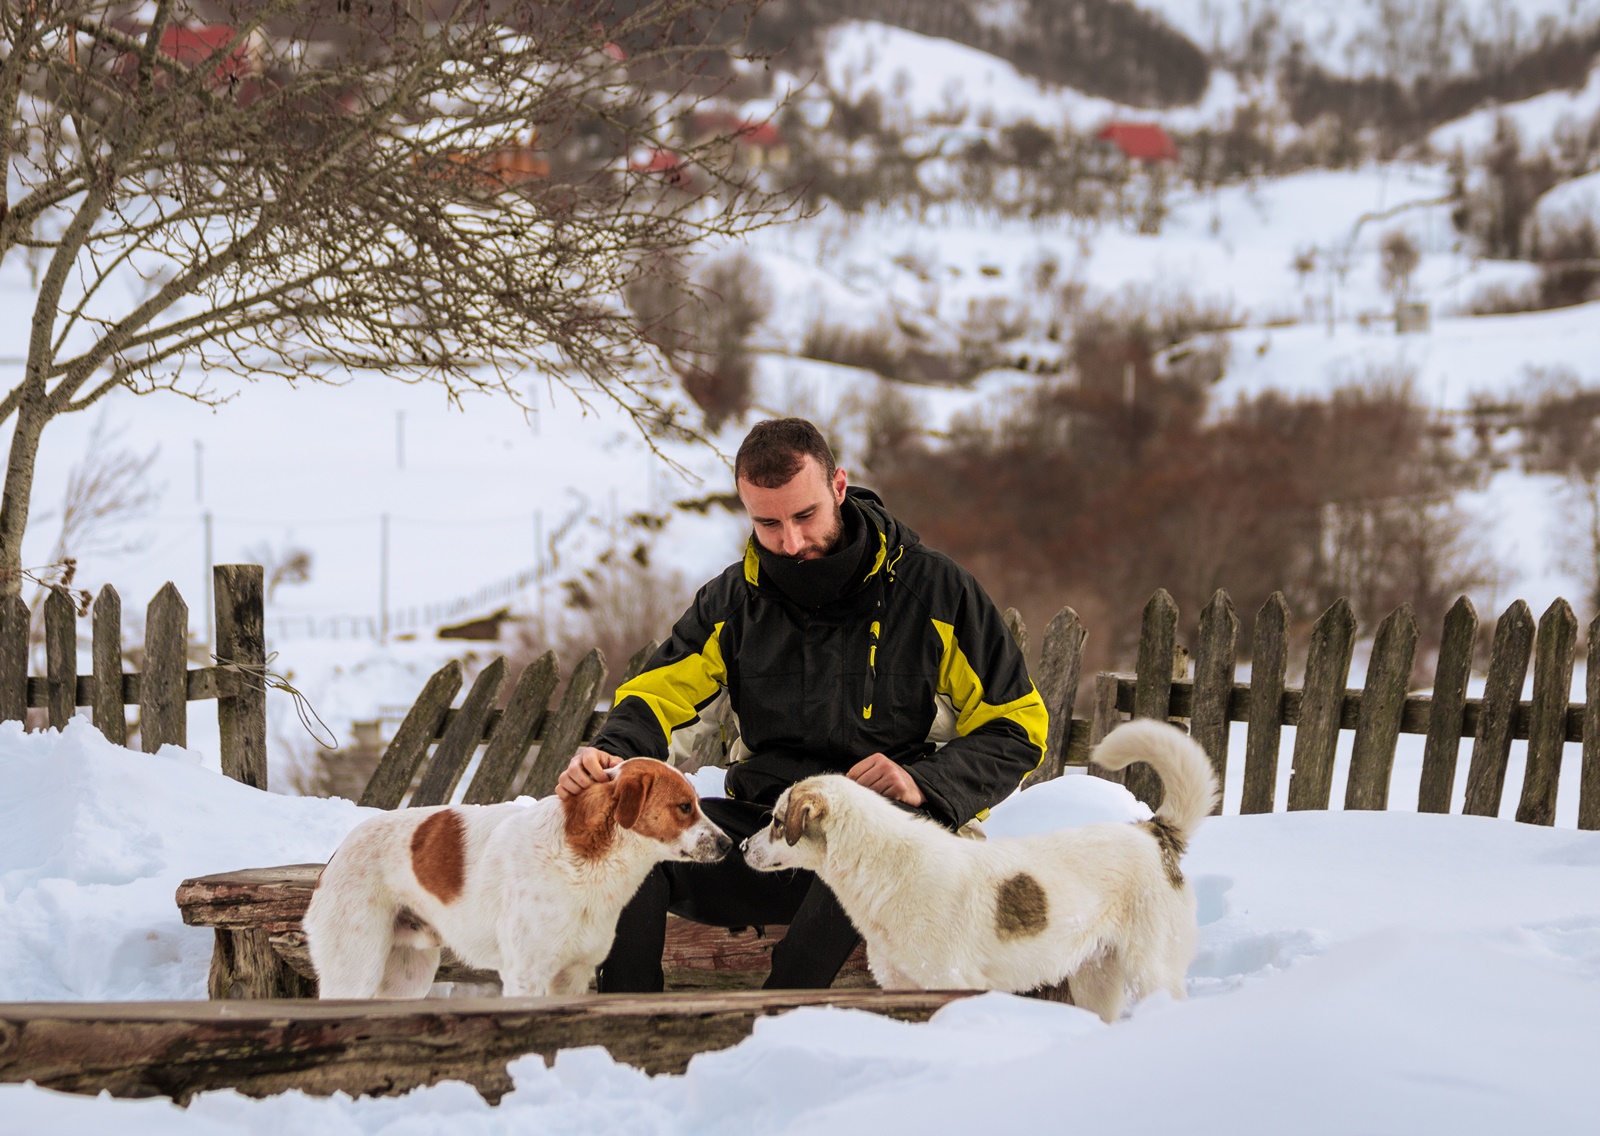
[
  {"left": 556, "top": 746, "right": 623, "bottom": 800},
  {"left": 846, "top": 752, "right": 924, "bottom": 807}
]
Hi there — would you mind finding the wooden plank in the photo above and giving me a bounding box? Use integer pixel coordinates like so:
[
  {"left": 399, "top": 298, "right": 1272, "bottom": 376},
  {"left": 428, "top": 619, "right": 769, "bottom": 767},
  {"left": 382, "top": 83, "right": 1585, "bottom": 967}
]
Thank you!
[
  {"left": 520, "top": 648, "right": 608, "bottom": 799},
  {"left": 1287, "top": 598, "right": 1356, "bottom": 811},
  {"left": 462, "top": 652, "right": 559, "bottom": 805},
  {"left": 0, "top": 593, "right": 26, "bottom": 723},
  {"left": 91, "top": 584, "right": 126, "bottom": 744},
  {"left": 359, "top": 661, "right": 463, "bottom": 810},
  {"left": 1088, "top": 671, "right": 1124, "bottom": 784},
  {"left": 140, "top": 582, "right": 189, "bottom": 752},
  {"left": 1030, "top": 606, "right": 1086, "bottom": 785},
  {"left": 176, "top": 865, "right": 326, "bottom": 931},
  {"left": 1241, "top": 592, "right": 1290, "bottom": 814},
  {"left": 1516, "top": 598, "right": 1577, "bottom": 826},
  {"left": 1417, "top": 596, "right": 1477, "bottom": 814},
  {"left": 1127, "top": 589, "right": 1179, "bottom": 808},
  {"left": 1002, "top": 606, "right": 1028, "bottom": 656},
  {"left": 1582, "top": 614, "right": 1600, "bottom": 831},
  {"left": 1344, "top": 604, "right": 1418, "bottom": 811},
  {"left": 44, "top": 585, "right": 77, "bottom": 729},
  {"left": 1190, "top": 590, "right": 1239, "bottom": 812},
  {"left": 0, "top": 990, "right": 972, "bottom": 1103},
  {"left": 214, "top": 565, "right": 268, "bottom": 790},
  {"left": 410, "top": 658, "right": 508, "bottom": 808},
  {"left": 1464, "top": 601, "right": 1535, "bottom": 818}
]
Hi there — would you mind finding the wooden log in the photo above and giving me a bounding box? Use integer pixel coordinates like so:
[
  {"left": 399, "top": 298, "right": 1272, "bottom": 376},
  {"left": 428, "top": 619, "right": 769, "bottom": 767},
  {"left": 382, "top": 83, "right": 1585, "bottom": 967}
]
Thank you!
[
  {"left": 1088, "top": 671, "right": 1124, "bottom": 783},
  {"left": 1030, "top": 607, "right": 1087, "bottom": 785},
  {"left": 1240, "top": 592, "right": 1290, "bottom": 814},
  {"left": 1344, "top": 604, "right": 1418, "bottom": 811},
  {"left": 1583, "top": 614, "right": 1600, "bottom": 831},
  {"left": 1417, "top": 596, "right": 1477, "bottom": 814},
  {"left": 0, "top": 594, "right": 26, "bottom": 723},
  {"left": 44, "top": 585, "right": 77, "bottom": 729},
  {"left": 359, "top": 661, "right": 463, "bottom": 810},
  {"left": 0, "top": 990, "right": 971, "bottom": 1103},
  {"left": 1516, "top": 598, "right": 1577, "bottom": 826},
  {"left": 207, "top": 928, "right": 316, "bottom": 1000},
  {"left": 1464, "top": 601, "right": 1535, "bottom": 818},
  {"left": 462, "top": 652, "right": 559, "bottom": 805},
  {"left": 520, "top": 648, "right": 608, "bottom": 799},
  {"left": 1287, "top": 598, "right": 1356, "bottom": 811},
  {"left": 410, "top": 657, "right": 508, "bottom": 808},
  {"left": 91, "top": 584, "right": 127, "bottom": 744},
  {"left": 1190, "top": 590, "right": 1239, "bottom": 811},
  {"left": 1128, "top": 589, "right": 1179, "bottom": 808},
  {"left": 140, "top": 582, "right": 188, "bottom": 752},
  {"left": 214, "top": 565, "right": 268, "bottom": 790},
  {"left": 176, "top": 865, "right": 326, "bottom": 931},
  {"left": 1002, "top": 606, "right": 1028, "bottom": 656}
]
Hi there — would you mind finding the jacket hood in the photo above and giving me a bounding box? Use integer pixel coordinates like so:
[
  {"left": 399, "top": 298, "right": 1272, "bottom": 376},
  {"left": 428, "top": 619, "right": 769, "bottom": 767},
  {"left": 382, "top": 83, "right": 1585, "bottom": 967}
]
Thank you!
[{"left": 741, "top": 485, "right": 920, "bottom": 601}]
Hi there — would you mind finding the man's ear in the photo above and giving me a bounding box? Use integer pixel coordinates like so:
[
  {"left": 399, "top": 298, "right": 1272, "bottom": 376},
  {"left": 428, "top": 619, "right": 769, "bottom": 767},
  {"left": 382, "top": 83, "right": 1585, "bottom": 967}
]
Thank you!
[
  {"left": 832, "top": 466, "right": 847, "bottom": 504},
  {"left": 615, "top": 765, "right": 647, "bottom": 829},
  {"left": 783, "top": 786, "right": 828, "bottom": 846}
]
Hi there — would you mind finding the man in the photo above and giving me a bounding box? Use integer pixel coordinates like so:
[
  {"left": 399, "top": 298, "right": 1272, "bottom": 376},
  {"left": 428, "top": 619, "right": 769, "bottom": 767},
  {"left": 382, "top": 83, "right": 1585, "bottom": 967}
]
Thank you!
[{"left": 558, "top": 417, "right": 1048, "bottom": 990}]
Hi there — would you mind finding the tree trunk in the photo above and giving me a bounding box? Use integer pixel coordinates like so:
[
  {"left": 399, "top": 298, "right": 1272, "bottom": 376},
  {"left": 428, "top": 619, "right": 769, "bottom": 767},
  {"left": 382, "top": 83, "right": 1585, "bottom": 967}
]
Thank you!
[{"left": 0, "top": 401, "right": 47, "bottom": 597}]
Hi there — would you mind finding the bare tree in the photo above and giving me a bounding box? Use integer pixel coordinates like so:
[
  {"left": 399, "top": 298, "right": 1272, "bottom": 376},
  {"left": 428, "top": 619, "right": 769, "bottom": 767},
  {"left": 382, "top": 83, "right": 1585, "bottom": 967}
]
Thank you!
[{"left": 0, "top": 0, "right": 794, "bottom": 593}]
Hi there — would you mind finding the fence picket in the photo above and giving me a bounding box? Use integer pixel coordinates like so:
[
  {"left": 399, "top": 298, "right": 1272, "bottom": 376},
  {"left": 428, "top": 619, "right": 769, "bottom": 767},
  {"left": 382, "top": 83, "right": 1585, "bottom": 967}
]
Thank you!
[
  {"left": 1581, "top": 615, "right": 1600, "bottom": 831},
  {"left": 463, "top": 652, "right": 559, "bottom": 805},
  {"left": 1002, "top": 607, "right": 1028, "bottom": 657},
  {"left": 45, "top": 586, "right": 77, "bottom": 730},
  {"left": 1417, "top": 596, "right": 1477, "bottom": 813},
  {"left": 1088, "top": 672, "right": 1123, "bottom": 783},
  {"left": 619, "top": 640, "right": 660, "bottom": 688},
  {"left": 359, "top": 661, "right": 463, "bottom": 810},
  {"left": 410, "top": 658, "right": 507, "bottom": 808},
  {"left": 520, "top": 648, "right": 608, "bottom": 799},
  {"left": 91, "top": 585, "right": 127, "bottom": 745},
  {"left": 1241, "top": 593, "right": 1290, "bottom": 814},
  {"left": 1031, "top": 607, "right": 1087, "bottom": 785},
  {"left": 1345, "top": 604, "right": 1418, "bottom": 811},
  {"left": 141, "top": 583, "right": 188, "bottom": 752},
  {"left": 1287, "top": 598, "right": 1356, "bottom": 811},
  {"left": 1463, "top": 601, "right": 1535, "bottom": 817},
  {"left": 1191, "top": 590, "right": 1239, "bottom": 811},
  {"left": 214, "top": 566, "right": 268, "bottom": 790},
  {"left": 1128, "top": 589, "right": 1179, "bottom": 808},
  {"left": 1515, "top": 599, "right": 1577, "bottom": 826},
  {"left": 0, "top": 595, "right": 25, "bottom": 724}
]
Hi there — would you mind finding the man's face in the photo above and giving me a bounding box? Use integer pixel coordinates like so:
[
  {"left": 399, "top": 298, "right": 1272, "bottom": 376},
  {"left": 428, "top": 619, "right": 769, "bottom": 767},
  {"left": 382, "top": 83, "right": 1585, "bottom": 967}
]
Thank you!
[{"left": 738, "top": 455, "right": 848, "bottom": 561}]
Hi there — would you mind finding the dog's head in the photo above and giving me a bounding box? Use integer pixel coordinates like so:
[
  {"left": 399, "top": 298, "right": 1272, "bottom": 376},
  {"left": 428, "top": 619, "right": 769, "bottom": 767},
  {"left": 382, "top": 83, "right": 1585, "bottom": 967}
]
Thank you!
[
  {"left": 565, "top": 758, "right": 730, "bottom": 863},
  {"left": 742, "top": 777, "right": 833, "bottom": 872}
]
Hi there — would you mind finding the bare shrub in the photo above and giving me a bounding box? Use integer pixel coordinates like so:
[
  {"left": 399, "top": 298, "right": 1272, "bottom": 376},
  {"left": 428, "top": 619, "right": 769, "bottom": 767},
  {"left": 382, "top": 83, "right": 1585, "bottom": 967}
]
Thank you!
[{"left": 1379, "top": 229, "right": 1422, "bottom": 301}]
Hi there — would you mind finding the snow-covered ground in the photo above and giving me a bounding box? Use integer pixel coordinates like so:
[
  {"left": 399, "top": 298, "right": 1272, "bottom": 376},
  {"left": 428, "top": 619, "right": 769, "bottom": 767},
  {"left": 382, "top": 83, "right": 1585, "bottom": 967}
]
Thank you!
[{"left": 2, "top": 719, "right": 1598, "bottom": 1132}]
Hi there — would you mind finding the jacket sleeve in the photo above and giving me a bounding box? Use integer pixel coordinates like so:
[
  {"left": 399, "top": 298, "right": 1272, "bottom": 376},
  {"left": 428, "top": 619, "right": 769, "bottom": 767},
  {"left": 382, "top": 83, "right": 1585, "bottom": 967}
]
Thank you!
[
  {"left": 588, "top": 571, "right": 735, "bottom": 761},
  {"left": 906, "top": 565, "right": 1048, "bottom": 827}
]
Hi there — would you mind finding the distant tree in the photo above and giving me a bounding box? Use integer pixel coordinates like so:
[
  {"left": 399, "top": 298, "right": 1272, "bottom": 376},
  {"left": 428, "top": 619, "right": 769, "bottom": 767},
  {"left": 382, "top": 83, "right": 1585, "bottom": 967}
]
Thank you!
[
  {"left": 1379, "top": 228, "right": 1421, "bottom": 301},
  {"left": 0, "top": 0, "right": 793, "bottom": 594}
]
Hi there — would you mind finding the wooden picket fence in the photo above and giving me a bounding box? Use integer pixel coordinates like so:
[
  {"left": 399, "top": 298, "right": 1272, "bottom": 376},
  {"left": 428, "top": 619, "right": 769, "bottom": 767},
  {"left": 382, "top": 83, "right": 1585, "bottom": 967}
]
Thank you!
[{"left": 0, "top": 565, "right": 267, "bottom": 787}]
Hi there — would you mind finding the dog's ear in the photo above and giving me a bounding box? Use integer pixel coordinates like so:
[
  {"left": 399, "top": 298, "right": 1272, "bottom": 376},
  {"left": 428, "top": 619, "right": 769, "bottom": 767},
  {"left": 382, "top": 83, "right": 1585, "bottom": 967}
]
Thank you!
[
  {"left": 614, "top": 763, "right": 648, "bottom": 830},
  {"left": 782, "top": 786, "right": 828, "bottom": 846}
]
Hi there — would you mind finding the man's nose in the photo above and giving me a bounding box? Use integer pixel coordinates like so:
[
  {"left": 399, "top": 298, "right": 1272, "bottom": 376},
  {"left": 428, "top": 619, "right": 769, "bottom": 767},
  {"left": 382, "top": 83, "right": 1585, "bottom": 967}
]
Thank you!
[{"left": 780, "top": 523, "right": 807, "bottom": 555}]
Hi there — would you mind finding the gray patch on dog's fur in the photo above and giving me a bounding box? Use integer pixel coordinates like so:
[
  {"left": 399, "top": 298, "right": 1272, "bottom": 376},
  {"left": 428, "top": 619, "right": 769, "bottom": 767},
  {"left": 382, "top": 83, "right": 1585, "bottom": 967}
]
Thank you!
[
  {"left": 1143, "top": 820, "right": 1186, "bottom": 888},
  {"left": 393, "top": 906, "right": 443, "bottom": 948},
  {"left": 995, "top": 872, "right": 1050, "bottom": 939}
]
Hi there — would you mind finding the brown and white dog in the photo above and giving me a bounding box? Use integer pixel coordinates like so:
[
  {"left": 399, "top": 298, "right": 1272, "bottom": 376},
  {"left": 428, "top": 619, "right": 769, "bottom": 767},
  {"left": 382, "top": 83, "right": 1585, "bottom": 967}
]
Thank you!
[
  {"left": 742, "top": 720, "right": 1218, "bottom": 1021},
  {"left": 305, "top": 757, "right": 729, "bottom": 998}
]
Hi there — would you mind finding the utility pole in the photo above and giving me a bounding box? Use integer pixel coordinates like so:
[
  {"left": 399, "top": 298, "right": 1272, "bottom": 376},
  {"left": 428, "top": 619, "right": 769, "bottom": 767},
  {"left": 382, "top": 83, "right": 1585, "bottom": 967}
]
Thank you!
[
  {"left": 202, "top": 511, "right": 214, "bottom": 649},
  {"left": 379, "top": 513, "right": 390, "bottom": 645},
  {"left": 194, "top": 441, "right": 204, "bottom": 503},
  {"left": 396, "top": 411, "right": 406, "bottom": 471}
]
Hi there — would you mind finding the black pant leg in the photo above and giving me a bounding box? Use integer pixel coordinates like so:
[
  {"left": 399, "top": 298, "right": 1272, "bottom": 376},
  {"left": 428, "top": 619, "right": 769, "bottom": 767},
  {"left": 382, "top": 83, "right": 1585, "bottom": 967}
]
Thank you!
[
  {"left": 765, "top": 876, "right": 862, "bottom": 989},
  {"left": 595, "top": 866, "right": 670, "bottom": 993}
]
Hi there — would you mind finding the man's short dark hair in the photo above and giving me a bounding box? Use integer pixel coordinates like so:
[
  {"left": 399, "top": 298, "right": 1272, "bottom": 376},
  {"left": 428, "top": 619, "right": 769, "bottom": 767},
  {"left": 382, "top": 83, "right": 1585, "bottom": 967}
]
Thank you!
[{"left": 734, "top": 418, "right": 837, "bottom": 489}]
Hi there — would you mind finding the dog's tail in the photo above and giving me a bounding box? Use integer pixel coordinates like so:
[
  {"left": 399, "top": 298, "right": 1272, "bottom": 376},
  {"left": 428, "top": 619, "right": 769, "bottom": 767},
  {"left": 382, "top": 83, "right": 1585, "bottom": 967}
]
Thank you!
[{"left": 1090, "top": 719, "right": 1219, "bottom": 841}]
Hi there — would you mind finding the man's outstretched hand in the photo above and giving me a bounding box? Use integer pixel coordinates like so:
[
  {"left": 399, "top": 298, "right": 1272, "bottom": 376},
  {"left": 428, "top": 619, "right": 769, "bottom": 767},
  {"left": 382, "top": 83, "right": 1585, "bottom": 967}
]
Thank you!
[
  {"left": 846, "top": 752, "right": 924, "bottom": 807},
  {"left": 557, "top": 746, "right": 622, "bottom": 800}
]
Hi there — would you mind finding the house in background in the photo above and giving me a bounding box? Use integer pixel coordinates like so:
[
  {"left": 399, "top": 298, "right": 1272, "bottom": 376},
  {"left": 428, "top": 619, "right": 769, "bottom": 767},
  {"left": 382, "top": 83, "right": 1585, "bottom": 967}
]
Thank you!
[
  {"left": 1096, "top": 121, "right": 1179, "bottom": 164},
  {"left": 687, "top": 109, "right": 789, "bottom": 168}
]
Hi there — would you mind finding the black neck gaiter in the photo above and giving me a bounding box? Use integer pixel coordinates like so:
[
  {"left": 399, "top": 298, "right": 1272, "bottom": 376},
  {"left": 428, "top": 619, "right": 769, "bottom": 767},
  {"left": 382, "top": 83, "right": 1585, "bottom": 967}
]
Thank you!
[{"left": 756, "top": 498, "right": 875, "bottom": 610}]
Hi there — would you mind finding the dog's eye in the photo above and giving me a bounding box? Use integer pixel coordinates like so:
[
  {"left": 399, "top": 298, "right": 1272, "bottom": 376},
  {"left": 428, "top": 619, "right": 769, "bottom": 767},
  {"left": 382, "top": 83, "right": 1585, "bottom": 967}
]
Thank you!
[{"left": 677, "top": 802, "right": 693, "bottom": 816}]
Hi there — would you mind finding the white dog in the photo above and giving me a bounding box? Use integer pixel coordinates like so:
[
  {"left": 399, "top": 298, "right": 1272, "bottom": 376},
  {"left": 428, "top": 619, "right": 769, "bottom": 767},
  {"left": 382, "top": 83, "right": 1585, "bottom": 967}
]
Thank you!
[
  {"left": 742, "top": 719, "right": 1218, "bottom": 1021},
  {"left": 305, "top": 757, "right": 729, "bottom": 998}
]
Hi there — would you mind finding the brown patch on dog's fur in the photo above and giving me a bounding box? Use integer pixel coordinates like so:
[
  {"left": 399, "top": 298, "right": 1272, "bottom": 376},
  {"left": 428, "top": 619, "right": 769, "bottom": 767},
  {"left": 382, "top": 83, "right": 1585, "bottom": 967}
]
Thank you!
[
  {"left": 410, "top": 810, "right": 467, "bottom": 903},
  {"left": 562, "top": 780, "right": 619, "bottom": 861},
  {"left": 1144, "top": 819, "right": 1186, "bottom": 888},
  {"left": 996, "top": 872, "right": 1050, "bottom": 939},
  {"left": 782, "top": 784, "right": 829, "bottom": 846},
  {"left": 619, "top": 760, "right": 702, "bottom": 844}
]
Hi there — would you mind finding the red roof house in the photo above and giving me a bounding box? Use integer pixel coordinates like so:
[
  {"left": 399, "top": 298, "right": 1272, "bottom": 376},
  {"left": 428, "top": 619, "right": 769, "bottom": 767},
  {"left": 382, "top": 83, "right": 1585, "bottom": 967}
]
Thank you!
[{"left": 1097, "top": 122, "right": 1179, "bottom": 163}]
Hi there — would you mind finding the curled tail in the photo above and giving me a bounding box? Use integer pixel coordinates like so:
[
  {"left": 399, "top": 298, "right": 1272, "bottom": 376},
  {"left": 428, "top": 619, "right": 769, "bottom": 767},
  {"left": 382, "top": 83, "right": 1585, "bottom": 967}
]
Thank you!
[{"left": 1090, "top": 719, "right": 1219, "bottom": 842}]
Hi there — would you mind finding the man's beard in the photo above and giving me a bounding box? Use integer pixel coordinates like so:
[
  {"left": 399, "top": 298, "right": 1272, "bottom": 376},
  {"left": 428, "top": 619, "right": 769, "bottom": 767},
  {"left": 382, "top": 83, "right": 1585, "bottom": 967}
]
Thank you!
[{"left": 770, "top": 500, "right": 845, "bottom": 562}]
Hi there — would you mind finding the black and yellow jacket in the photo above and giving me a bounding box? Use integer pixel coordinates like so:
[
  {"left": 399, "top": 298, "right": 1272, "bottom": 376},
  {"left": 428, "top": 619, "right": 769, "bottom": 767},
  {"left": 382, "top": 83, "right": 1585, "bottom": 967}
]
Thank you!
[{"left": 590, "top": 487, "right": 1048, "bottom": 828}]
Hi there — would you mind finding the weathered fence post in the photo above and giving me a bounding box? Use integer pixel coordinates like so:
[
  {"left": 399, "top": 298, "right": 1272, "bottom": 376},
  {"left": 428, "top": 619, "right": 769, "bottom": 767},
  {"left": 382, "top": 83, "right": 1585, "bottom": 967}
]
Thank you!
[
  {"left": 1583, "top": 614, "right": 1600, "bottom": 831},
  {"left": 520, "top": 648, "right": 608, "bottom": 799},
  {"left": 1031, "top": 607, "right": 1086, "bottom": 785},
  {"left": 141, "top": 583, "right": 188, "bottom": 752},
  {"left": 1516, "top": 599, "right": 1577, "bottom": 826},
  {"left": 462, "top": 651, "right": 560, "bottom": 805},
  {"left": 1088, "top": 671, "right": 1123, "bottom": 783},
  {"left": 360, "top": 661, "right": 463, "bottom": 809},
  {"left": 1240, "top": 592, "right": 1290, "bottom": 814},
  {"left": 409, "top": 658, "right": 507, "bottom": 807},
  {"left": 92, "top": 584, "right": 127, "bottom": 745},
  {"left": 1344, "top": 604, "right": 1417, "bottom": 811},
  {"left": 0, "top": 594, "right": 25, "bottom": 724},
  {"left": 1286, "top": 598, "right": 1355, "bottom": 811},
  {"left": 1417, "top": 596, "right": 1477, "bottom": 814},
  {"left": 1190, "top": 590, "right": 1239, "bottom": 812},
  {"left": 1463, "top": 601, "right": 1535, "bottom": 817},
  {"left": 214, "top": 565, "right": 267, "bottom": 789},
  {"left": 44, "top": 586, "right": 77, "bottom": 730},
  {"left": 1128, "top": 589, "right": 1180, "bottom": 808}
]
